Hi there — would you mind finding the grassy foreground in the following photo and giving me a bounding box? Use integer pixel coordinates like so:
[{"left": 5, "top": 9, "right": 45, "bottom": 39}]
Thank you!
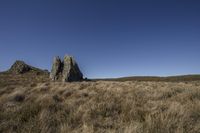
[{"left": 0, "top": 72, "right": 200, "bottom": 133}]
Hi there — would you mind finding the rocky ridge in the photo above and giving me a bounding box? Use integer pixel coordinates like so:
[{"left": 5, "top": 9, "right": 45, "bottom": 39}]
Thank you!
[{"left": 9, "top": 60, "right": 49, "bottom": 74}]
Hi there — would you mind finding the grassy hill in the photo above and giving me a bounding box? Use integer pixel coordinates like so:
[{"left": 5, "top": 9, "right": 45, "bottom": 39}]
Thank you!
[{"left": 0, "top": 72, "right": 200, "bottom": 132}]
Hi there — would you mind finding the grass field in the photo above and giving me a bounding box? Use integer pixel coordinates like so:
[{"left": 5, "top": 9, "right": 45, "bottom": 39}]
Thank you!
[{"left": 0, "top": 72, "right": 200, "bottom": 133}]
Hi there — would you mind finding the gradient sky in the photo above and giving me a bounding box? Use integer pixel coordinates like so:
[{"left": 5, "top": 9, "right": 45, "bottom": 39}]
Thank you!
[{"left": 0, "top": 0, "right": 200, "bottom": 78}]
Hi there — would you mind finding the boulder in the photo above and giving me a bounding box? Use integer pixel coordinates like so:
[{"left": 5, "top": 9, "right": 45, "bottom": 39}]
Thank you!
[
  {"left": 50, "top": 56, "right": 62, "bottom": 81},
  {"left": 62, "top": 55, "right": 83, "bottom": 82}
]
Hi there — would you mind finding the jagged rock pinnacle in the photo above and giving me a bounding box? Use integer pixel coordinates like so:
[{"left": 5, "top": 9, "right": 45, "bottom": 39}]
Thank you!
[{"left": 50, "top": 55, "right": 83, "bottom": 82}]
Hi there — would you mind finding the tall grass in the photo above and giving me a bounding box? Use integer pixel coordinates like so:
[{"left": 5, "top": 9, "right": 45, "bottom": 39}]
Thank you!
[{"left": 0, "top": 78, "right": 200, "bottom": 133}]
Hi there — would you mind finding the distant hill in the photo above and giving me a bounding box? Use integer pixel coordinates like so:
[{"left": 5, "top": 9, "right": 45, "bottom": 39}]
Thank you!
[{"left": 95, "top": 75, "right": 200, "bottom": 82}]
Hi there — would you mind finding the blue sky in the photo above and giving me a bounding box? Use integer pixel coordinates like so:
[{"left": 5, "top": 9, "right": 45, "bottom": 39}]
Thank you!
[{"left": 0, "top": 0, "right": 200, "bottom": 78}]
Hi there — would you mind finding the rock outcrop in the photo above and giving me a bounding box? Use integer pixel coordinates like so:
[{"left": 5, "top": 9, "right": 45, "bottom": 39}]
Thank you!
[
  {"left": 50, "top": 55, "right": 83, "bottom": 82},
  {"left": 62, "top": 56, "right": 83, "bottom": 82},
  {"left": 9, "top": 60, "right": 49, "bottom": 74},
  {"left": 9, "top": 60, "right": 31, "bottom": 74},
  {"left": 50, "top": 56, "right": 62, "bottom": 81}
]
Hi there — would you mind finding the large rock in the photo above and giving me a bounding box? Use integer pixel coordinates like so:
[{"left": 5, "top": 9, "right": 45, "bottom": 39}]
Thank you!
[
  {"left": 50, "top": 56, "right": 62, "bottom": 81},
  {"left": 50, "top": 55, "right": 83, "bottom": 82},
  {"left": 62, "top": 55, "right": 83, "bottom": 82},
  {"left": 9, "top": 60, "right": 31, "bottom": 74}
]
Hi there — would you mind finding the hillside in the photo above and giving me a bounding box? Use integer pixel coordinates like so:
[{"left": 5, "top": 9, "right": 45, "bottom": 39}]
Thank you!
[
  {"left": 0, "top": 72, "right": 200, "bottom": 133},
  {"left": 99, "top": 75, "right": 200, "bottom": 82}
]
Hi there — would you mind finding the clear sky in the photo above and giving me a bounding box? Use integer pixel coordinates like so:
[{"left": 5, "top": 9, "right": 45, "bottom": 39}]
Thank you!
[{"left": 0, "top": 0, "right": 200, "bottom": 78}]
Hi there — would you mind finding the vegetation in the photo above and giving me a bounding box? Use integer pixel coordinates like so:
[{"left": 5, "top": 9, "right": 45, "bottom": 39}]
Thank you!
[
  {"left": 97, "top": 75, "right": 200, "bottom": 82},
  {"left": 0, "top": 72, "right": 200, "bottom": 132}
]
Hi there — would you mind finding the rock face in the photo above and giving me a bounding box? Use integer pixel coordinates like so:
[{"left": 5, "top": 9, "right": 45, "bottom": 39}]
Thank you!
[
  {"left": 9, "top": 60, "right": 31, "bottom": 74},
  {"left": 50, "top": 56, "right": 62, "bottom": 81},
  {"left": 62, "top": 56, "right": 83, "bottom": 82},
  {"left": 50, "top": 55, "right": 83, "bottom": 82}
]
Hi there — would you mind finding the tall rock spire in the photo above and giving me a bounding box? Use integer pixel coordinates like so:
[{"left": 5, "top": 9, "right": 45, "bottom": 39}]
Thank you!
[
  {"left": 50, "top": 55, "right": 83, "bottom": 82},
  {"left": 62, "top": 55, "right": 83, "bottom": 82},
  {"left": 50, "top": 56, "right": 62, "bottom": 81}
]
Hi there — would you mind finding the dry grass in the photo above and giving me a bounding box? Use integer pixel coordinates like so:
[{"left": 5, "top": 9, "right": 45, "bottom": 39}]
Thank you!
[{"left": 0, "top": 73, "right": 200, "bottom": 133}]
